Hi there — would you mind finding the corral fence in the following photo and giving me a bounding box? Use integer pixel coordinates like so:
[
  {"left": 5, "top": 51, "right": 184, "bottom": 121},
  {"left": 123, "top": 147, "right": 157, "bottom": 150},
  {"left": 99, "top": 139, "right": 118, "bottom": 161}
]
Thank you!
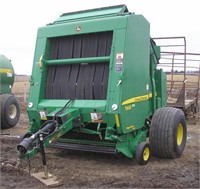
[{"left": 153, "top": 37, "right": 200, "bottom": 117}]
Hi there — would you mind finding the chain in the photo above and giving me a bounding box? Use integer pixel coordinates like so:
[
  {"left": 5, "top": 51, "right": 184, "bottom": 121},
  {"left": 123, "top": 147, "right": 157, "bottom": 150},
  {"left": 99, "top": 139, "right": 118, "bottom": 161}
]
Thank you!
[
  {"left": 16, "top": 158, "right": 23, "bottom": 175},
  {"left": 27, "top": 157, "right": 31, "bottom": 176},
  {"left": 16, "top": 155, "right": 32, "bottom": 176}
]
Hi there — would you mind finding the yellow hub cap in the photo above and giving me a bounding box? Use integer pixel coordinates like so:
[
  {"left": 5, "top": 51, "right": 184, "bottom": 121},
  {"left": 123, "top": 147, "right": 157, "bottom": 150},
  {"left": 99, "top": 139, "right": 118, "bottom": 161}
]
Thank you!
[
  {"left": 177, "top": 124, "right": 183, "bottom": 146},
  {"left": 143, "top": 147, "right": 150, "bottom": 161}
]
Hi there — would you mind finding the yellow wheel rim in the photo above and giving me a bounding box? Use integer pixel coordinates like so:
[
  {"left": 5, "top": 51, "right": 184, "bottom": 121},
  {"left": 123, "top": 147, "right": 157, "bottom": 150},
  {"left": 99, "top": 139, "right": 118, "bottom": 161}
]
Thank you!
[
  {"left": 143, "top": 147, "right": 150, "bottom": 161},
  {"left": 8, "top": 104, "right": 17, "bottom": 119},
  {"left": 177, "top": 124, "right": 183, "bottom": 145}
]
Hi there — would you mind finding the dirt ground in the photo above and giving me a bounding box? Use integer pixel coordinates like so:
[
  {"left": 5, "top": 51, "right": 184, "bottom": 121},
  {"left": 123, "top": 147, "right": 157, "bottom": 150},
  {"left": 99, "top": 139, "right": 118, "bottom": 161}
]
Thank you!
[{"left": 0, "top": 100, "right": 199, "bottom": 189}]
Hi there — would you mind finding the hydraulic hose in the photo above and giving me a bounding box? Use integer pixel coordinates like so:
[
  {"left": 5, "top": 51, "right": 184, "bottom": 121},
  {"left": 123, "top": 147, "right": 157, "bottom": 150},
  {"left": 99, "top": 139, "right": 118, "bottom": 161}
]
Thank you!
[
  {"left": 53, "top": 99, "right": 74, "bottom": 121},
  {"left": 45, "top": 99, "right": 75, "bottom": 139},
  {"left": 150, "top": 38, "right": 160, "bottom": 64}
]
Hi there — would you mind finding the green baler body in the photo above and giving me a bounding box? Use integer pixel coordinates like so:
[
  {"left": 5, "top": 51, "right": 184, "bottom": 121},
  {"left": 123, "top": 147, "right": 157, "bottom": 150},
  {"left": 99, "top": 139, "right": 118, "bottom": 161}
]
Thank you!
[{"left": 27, "top": 5, "right": 166, "bottom": 158}]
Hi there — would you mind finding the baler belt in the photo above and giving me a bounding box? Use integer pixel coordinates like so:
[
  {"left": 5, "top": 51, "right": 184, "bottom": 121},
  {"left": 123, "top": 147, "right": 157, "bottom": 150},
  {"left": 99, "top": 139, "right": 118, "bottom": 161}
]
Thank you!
[
  {"left": 59, "top": 37, "right": 74, "bottom": 59},
  {"left": 46, "top": 38, "right": 59, "bottom": 98},
  {"left": 81, "top": 34, "right": 90, "bottom": 58},
  {"left": 88, "top": 33, "right": 98, "bottom": 57},
  {"left": 97, "top": 32, "right": 107, "bottom": 56},
  {"left": 84, "top": 64, "right": 95, "bottom": 99},
  {"left": 46, "top": 31, "right": 113, "bottom": 100},
  {"left": 53, "top": 65, "right": 63, "bottom": 98},
  {"left": 102, "top": 63, "right": 109, "bottom": 98},
  {"left": 46, "top": 65, "right": 56, "bottom": 98},
  {"left": 106, "top": 32, "right": 113, "bottom": 55},
  {"left": 66, "top": 64, "right": 79, "bottom": 99},
  {"left": 50, "top": 38, "right": 59, "bottom": 59},
  {"left": 60, "top": 65, "right": 71, "bottom": 99},
  {"left": 73, "top": 35, "right": 82, "bottom": 58},
  {"left": 76, "top": 64, "right": 86, "bottom": 99},
  {"left": 94, "top": 63, "right": 105, "bottom": 99}
]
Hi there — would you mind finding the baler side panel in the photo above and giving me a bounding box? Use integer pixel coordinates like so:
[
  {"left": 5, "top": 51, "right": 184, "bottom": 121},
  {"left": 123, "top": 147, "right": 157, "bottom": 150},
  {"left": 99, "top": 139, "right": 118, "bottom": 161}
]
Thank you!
[
  {"left": 105, "top": 28, "right": 128, "bottom": 134},
  {"left": 27, "top": 37, "right": 48, "bottom": 132},
  {"left": 120, "top": 15, "right": 151, "bottom": 133},
  {"left": 155, "top": 69, "right": 167, "bottom": 108}
]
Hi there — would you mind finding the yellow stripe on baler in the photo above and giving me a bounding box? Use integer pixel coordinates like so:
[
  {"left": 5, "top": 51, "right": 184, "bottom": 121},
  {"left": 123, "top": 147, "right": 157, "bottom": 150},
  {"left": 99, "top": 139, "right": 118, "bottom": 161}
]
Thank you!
[
  {"left": 122, "top": 93, "right": 152, "bottom": 105},
  {"left": 115, "top": 114, "right": 120, "bottom": 127}
]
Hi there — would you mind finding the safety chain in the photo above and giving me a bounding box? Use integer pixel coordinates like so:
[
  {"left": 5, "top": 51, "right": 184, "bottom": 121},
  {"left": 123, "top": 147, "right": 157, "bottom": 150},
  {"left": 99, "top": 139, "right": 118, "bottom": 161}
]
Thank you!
[
  {"left": 17, "top": 158, "right": 23, "bottom": 175},
  {"left": 27, "top": 157, "right": 31, "bottom": 176},
  {"left": 16, "top": 155, "right": 32, "bottom": 176}
]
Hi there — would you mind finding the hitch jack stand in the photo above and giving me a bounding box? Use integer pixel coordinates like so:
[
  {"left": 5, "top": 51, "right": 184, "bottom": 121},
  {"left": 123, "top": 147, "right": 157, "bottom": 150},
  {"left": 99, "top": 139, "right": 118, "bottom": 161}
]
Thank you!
[
  {"left": 31, "top": 135, "right": 62, "bottom": 187},
  {"left": 39, "top": 134, "right": 52, "bottom": 179}
]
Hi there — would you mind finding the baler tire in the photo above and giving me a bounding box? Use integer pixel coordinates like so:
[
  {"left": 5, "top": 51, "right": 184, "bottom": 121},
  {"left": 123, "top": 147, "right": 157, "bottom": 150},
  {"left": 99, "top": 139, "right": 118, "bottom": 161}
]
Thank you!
[
  {"left": 149, "top": 107, "right": 187, "bottom": 159},
  {"left": 0, "top": 94, "right": 20, "bottom": 129},
  {"left": 135, "top": 142, "right": 150, "bottom": 165}
]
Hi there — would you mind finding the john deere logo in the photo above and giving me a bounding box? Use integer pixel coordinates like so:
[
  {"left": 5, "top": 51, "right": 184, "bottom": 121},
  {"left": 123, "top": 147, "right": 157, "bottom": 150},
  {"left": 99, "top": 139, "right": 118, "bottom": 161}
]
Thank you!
[
  {"left": 76, "top": 26, "right": 81, "bottom": 31},
  {"left": 0, "top": 68, "right": 12, "bottom": 73}
]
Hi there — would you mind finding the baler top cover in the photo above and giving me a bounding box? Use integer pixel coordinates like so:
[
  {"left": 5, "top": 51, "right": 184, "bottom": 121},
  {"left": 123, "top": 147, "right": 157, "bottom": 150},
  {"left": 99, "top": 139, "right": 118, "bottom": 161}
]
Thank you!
[{"left": 54, "top": 5, "right": 129, "bottom": 24}]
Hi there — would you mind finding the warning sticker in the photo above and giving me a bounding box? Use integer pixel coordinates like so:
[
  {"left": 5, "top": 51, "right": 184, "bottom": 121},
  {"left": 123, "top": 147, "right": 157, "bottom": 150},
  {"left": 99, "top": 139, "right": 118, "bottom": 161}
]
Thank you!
[
  {"left": 116, "top": 52, "right": 124, "bottom": 63},
  {"left": 115, "top": 52, "right": 124, "bottom": 72},
  {"left": 90, "top": 113, "right": 103, "bottom": 122},
  {"left": 7, "top": 73, "right": 13, "bottom": 77},
  {"left": 39, "top": 111, "right": 47, "bottom": 120},
  {"left": 115, "top": 63, "right": 123, "bottom": 72}
]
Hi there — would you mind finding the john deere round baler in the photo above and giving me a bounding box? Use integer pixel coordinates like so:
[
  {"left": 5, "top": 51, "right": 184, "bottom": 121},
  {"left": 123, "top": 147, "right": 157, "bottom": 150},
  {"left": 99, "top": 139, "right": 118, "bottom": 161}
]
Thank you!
[{"left": 18, "top": 5, "right": 187, "bottom": 167}]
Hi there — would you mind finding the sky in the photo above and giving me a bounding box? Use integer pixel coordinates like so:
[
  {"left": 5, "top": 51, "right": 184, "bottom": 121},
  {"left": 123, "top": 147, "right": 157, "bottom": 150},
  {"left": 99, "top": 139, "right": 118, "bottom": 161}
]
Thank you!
[{"left": 0, "top": 0, "right": 200, "bottom": 75}]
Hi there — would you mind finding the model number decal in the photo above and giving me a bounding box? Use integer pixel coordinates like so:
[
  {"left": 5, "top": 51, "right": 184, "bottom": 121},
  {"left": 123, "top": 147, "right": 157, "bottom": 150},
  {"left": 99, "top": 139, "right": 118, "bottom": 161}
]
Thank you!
[
  {"left": 125, "top": 104, "right": 135, "bottom": 111},
  {"left": 125, "top": 105, "right": 132, "bottom": 111}
]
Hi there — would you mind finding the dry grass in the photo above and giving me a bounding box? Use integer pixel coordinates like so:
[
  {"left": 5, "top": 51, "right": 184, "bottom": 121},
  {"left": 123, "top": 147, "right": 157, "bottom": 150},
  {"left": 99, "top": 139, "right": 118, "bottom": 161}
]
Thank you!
[{"left": 167, "top": 74, "right": 199, "bottom": 83}]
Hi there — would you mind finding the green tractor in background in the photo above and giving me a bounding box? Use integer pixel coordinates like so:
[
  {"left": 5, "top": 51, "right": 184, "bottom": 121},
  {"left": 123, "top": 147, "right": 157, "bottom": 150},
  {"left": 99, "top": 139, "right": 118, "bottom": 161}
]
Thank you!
[
  {"left": 0, "top": 54, "right": 20, "bottom": 129},
  {"left": 17, "top": 5, "right": 187, "bottom": 169}
]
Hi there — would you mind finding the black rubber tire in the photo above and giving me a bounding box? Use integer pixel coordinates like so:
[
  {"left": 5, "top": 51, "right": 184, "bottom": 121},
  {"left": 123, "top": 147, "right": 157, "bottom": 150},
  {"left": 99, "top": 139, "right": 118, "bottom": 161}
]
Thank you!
[
  {"left": 135, "top": 142, "right": 150, "bottom": 165},
  {"left": 0, "top": 94, "right": 20, "bottom": 129},
  {"left": 149, "top": 107, "right": 187, "bottom": 159}
]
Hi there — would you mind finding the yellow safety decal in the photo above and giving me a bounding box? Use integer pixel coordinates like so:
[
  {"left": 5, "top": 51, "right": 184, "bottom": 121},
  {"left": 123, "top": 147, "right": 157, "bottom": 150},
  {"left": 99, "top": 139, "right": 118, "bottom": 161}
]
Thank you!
[
  {"left": 122, "top": 93, "right": 152, "bottom": 106},
  {"left": 115, "top": 114, "right": 120, "bottom": 127},
  {"left": 40, "top": 117, "right": 47, "bottom": 121},
  {"left": 38, "top": 54, "right": 44, "bottom": 69},
  {"left": 126, "top": 125, "right": 135, "bottom": 130},
  {"left": 0, "top": 68, "right": 13, "bottom": 73},
  {"left": 51, "top": 132, "right": 63, "bottom": 142},
  {"left": 39, "top": 111, "right": 47, "bottom": 120}
]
